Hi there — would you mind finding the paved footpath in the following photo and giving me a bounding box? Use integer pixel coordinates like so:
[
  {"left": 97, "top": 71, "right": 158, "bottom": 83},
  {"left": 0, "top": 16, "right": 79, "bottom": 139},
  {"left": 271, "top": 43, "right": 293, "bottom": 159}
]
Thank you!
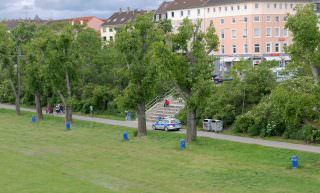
[{"left": 1, "top": 103, "right": 320, "bottom": 154}]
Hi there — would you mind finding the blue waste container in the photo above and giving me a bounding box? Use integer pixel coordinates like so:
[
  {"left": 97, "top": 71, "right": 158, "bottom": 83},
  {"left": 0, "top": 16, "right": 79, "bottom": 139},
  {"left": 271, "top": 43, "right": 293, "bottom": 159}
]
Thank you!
[
  {"left": 123, "top": 132, "right": 129, "bottom": 141},
  {"left": 291, "top": 155, "right": 298, "bottom": 169},
  {"left": 66, "top": 121, "right": 71, "bottom": 130},
  {"left": 179, "top": 139, "right": 186, "bottom": 150},
  {"left": 32, "top": 116, "right": 36, "bottom": 123}
]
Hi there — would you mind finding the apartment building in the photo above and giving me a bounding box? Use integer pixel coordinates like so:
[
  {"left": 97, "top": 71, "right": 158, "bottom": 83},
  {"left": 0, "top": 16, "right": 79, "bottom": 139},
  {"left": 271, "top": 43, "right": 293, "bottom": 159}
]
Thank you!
[
  {"left": 101, "top": 9, "right": 148, "bottom": 42},
  {"left": 159, "top": 0, "right": 313, "bottom": 70}
]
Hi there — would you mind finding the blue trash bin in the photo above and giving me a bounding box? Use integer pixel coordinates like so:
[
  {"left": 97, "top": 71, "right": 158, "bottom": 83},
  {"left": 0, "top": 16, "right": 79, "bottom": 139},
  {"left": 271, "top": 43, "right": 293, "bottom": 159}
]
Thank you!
[
  {"left": 66, "top": 121, "right": 71, "bottom": 130},
  {"left": 291, "top": 155, "right": 298, "bottom": 169},
  {"left": 179, "top": 139, "right": 186, "bottom": 150},
  {"left": 123, "top": 132, "right": 129, "bottom": 141},
  {"left": 32, "top": 116, "right": 36, "bottom": 123}
]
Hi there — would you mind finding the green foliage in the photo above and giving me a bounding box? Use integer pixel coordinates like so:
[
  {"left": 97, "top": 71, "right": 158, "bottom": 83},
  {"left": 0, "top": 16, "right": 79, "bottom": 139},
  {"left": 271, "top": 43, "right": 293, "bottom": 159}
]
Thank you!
[
  {"left": 115, "top": 14, "right": 166, "bottom": 110},
  {"left": 286, "top": 4, "right": 320, "bottom": 82},
  {"left": 201, "top": 62, "right": 276, "bottom": 126},
  {"left": 158, "top": 19, "right": 172, "bottom": 33},
  {"left": 233, "top": 76, "right": 320, "bottom": 141}
]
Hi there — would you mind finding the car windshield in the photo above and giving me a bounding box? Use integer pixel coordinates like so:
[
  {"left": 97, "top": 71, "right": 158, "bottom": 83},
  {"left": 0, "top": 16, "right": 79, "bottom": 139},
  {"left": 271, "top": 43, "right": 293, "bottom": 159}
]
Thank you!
[{"left": 169, "top": 119, "right": 180, "bottom": 124}]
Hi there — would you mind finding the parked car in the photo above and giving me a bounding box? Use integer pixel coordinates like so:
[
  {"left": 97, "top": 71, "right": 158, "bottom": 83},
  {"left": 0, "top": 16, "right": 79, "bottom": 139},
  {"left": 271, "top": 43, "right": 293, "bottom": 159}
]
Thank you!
[{"left": 152, "top": 118, "right": 181, "bottom": 131}]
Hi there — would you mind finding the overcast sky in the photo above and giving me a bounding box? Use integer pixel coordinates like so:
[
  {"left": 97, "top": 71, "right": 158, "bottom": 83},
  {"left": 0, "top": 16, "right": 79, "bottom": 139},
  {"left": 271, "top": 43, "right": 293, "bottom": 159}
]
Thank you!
[{"left": 0, "top": 0, "right": 163, "bottom": 20}]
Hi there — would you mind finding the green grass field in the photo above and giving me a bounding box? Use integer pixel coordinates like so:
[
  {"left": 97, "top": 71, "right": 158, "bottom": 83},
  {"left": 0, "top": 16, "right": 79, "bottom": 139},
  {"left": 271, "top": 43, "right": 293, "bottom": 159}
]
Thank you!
[{"left": 0, "top": 109, "right": 320, "bottom": 193}]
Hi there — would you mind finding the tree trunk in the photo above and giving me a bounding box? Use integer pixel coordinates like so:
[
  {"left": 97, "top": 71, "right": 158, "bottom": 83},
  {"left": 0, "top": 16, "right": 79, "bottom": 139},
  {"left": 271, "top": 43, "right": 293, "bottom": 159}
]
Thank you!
[
  {"left": 310, "top": 64, "right": 320, "bottom": 84},
  {"left": 66, "top": 105, "right": 72, "bottom": 123},
  {"left": 65, "top": 71, "right": 72, "bottom": 123},
  {"left": 186, "top": 110, "right": 197, "bottom": 143},
  {"left": 35, "top": 91, "right": 43, "bottom": 121},
  {"left": 137, "top": 103, "right": 147, "bottom": 137},
  {"left": 15, "top": 95, "right": 21, "bottom": 116},
  {"left": 16, "top": 46, "right": 22, "bottom": 116},
  {"left": 8, "top": 79, "right": 20, "bottom": 116}
]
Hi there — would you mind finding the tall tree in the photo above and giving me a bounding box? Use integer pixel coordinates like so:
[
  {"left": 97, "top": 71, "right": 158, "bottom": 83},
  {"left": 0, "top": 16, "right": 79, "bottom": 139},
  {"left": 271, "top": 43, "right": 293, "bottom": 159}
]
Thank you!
[
  {"left": 46, "top": 26, "right": 82, "bottom": 122},
  {"left": 0, "top": 22, "right": 36, "bottom": 115},
  {"left": 171, "top": 19, "right": 219, "bottom": 143},
  {"left": 286, "top": 4, "right": 320, "bottom": 84},
  {"left": 23, "top": 26, "right": 53, "bottom": 120},
  {"left": 115, "top": 14, "right": 166, "bottom": 137}
]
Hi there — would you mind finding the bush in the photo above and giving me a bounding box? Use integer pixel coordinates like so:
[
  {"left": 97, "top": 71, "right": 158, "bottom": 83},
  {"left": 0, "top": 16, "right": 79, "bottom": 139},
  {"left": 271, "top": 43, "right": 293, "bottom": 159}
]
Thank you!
[
  {"left": 233, "top": 113, "right": 255, "bottom": 133},
  {"left": 301, "top": 125, "right": 320, "bottom": 144},
  {"left": 232, "top": 76, "right": 320, "bottom": 143}
]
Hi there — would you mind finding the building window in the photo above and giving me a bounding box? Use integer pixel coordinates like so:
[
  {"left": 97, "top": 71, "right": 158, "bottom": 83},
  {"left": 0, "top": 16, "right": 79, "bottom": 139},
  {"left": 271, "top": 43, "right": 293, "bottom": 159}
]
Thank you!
[
  {"left": 180, "top": 11, "right": 184, "bottom": 17},
  {"left": 290, "top": 4, "right": 294, "bottom": 9},
  {"left": 254, "top": 44, "right": 260, "bottom": 53},
  {"left": 207, "top": 8, "right": 210, "bottom": 13},
  {"left": 220, "top": 18, "right": 225, "bottom": 24},
  {"left": 103, "top": 27, "right": 106, "bottom": 32},
  {"left": 232, "top": 30, "right": 237, "bottom": 39},
  {"left": 267, "top": 3, "right": 270, "bottom": 8},
  {"left": 110, "top": 36, "right": 114, "bottom": 41},
  {"left": 275, "top": 16, "right": 280, "bottom": 22},
  {"left": 103, "top": 36, "right": 107, "bottom": 41},
  {"left": 244, "top": 44, "right": 248, "bottom": 53},
  {"left": 221, "top": 45, "right": 225, "bottom": 54},
  {"left": 283, "top": 28, "right": 288, "bottom": 37},
  {"left": 275, "top": 43, "right": 280, "bottom": 52},
  {"left": 266, "top": 28, "right": 272, "bottom": 37},
  {"left": 266, "top": 16, "right": 271, "bottom": 22},
  {"left": 243, "top": 29, "right": 248, "bottom": 37},
  {"left": 188, "top": 10, "right": 191, "bottom": 16},
  {"left": 219, "top": 7, "right": 221, "bottom": 11},
  {"left": 266, "top": 43, "right": 272, "bottom": 53},
  {"left": 213, "top": 8, "right": 216, "bottom": 12},
  {"left": 255, "top": 3, "right": 259, "bottom": 8},
  {"left": 231, "top": 6, "right": 234, "bottom": 11},
  {"left": 197, "top": 9, "right": 201, "bottom": 15},
  {"left": 285, "top": 3, "right": 288, "bottom": 9},
  {"left": 243, "top": 16, "right": 248, "bottom": 23},
  {"left": 280, "top": 3, "right": 282, "bottom": 9},
  {"left": 210, "top": 20, "right": 213, "bottom": 26},
  {"left": 244, "top": 5, "right": 247, "bottom": 9},
  {"left": 254, "top": 28, "right": 260, "bottom": 37},
  {"left": 232, "top": 45, "right": 237, "bottom": 54},
  {"left": 221, "top": 30, "right": 225, "bottom": 39},
  {"left": 109, "top": 28, "right": 113, "bottom": 32},
  {"left": 232, "top": 18, "right": 236, "bottom": 23},
  {"left": 254, "top": 16, "right": 260, "bottom": 22},
  {"left": 275, "top": 28, "right": 280, "bottom": 37},
  {"left": 274, "top": 3, "right": 277, "bottom": 8},
  {"left": 283, "top": 43, "right": 288, "bottom": 50},
  {"left": 237, "top": 5, "right": 240, "bottom": 10},
  {"left": 225, "top": 6, "right": 228, "bottom": 11},
  {"left": 171, "top": 12, "right": 175, "bottom": 18}
]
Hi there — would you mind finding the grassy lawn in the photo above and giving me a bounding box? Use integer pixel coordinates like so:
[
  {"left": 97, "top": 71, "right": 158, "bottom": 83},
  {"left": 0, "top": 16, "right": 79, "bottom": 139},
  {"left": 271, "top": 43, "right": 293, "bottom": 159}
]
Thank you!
[{"left": 0, "top": 109, "right": 320, "bottom": 193}]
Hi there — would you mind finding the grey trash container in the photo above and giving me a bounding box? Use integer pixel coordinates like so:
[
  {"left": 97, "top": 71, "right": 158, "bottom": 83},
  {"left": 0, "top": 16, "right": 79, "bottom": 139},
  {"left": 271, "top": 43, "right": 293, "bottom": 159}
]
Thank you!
[
  {"left": 203, "top": 119, "right": 213, "bottom": 131},
  {"left": 211, "top": 120, "right": 223, "bottom": 132}
]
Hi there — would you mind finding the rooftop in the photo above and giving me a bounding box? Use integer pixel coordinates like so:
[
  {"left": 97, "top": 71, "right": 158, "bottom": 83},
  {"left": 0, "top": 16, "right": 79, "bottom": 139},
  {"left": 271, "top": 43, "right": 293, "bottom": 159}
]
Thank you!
[{"left": 102, "top": 9, "right": 149, "bottom": 26}]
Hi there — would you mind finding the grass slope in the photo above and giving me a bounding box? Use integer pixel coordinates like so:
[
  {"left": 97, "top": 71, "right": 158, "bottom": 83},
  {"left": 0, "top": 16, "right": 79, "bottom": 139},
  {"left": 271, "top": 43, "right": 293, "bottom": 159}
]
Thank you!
[{"left": 0, "top": 109, "right": 319, "bottom": 193}]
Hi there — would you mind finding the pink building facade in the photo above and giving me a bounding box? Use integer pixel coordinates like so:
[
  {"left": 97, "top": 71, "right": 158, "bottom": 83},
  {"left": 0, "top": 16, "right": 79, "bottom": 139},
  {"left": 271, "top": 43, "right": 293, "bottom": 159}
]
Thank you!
[{"left": 159, "top": 0, "right": 313, "bottom": 71}]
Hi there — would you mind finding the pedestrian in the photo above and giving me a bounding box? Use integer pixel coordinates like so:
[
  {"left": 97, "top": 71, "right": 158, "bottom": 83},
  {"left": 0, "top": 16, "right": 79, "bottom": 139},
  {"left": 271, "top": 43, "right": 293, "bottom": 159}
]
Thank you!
[
  {"left": 125, "top": 110, "right": 129, "bottom": 121},
  {"left": 55, "top": 104, "right": 60, "bottom": 114}
]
